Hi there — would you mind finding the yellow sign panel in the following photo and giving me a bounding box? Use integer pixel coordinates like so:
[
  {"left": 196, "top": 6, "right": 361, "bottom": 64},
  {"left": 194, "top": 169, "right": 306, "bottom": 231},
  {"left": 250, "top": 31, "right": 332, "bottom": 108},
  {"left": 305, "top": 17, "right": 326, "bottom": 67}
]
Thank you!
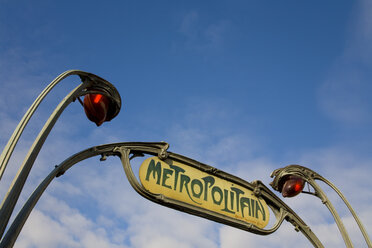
[{"left": 139, "top": 157, "right": 269, "bottom": 228}]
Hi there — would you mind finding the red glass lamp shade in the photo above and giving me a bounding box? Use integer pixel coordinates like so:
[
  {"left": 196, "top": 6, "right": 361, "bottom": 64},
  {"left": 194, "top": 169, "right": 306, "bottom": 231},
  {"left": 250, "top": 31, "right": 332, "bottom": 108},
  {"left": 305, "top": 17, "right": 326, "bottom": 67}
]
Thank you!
[
  {"left": 280, "top": 175, "right": 305, "bottom": 198},
  {"left": 83, "top": 93, "right": 110, "bottom": 126}
]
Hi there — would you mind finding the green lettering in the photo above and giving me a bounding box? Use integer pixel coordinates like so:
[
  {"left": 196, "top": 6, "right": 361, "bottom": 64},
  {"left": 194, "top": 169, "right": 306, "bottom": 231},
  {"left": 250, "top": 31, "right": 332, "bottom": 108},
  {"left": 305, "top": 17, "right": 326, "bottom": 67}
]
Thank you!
[
  {"left": 256, "top": 198, "right": 266, "bottom": 221},
  {"left": 169, "top": 165, "right": 185, "bottom": 191},
  {"left": 231, "top": 187, "right": 244, "bottom": 212},
  {"left": 240, "top": 197, "right": 251, "bottom": 218},
  {"left": 180, "top": 174, "right": 201, "bottom": 205},
  {"left": 212, "top": 186, "right": 223, "bottom": 205},
  {"left": 251, "top": 199, "right": 256, "bottom": 217},
  {"left": 222, "top": 189, "right": 235, "bottom": 214},
  {"left": 191, "top": 179, "right": 203, "bottom": 199},
  {"left": 202, "top": 176, "right": 215, "bottom": 201},
  {"left": 161, "top": 168, "right": 173, "bottom": 189},
  {"left": 145, "top": 159, "right": 162, "bottom": 185}
]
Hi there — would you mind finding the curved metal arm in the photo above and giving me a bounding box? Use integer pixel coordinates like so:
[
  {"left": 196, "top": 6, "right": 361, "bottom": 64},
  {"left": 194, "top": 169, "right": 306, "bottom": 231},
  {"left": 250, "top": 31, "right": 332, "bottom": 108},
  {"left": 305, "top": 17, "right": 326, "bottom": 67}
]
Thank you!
[
  {"left": 0, "top": 142, "right": 167, "bottom": 248},
  {"left": 251, "top": 180, "right": 324, "bottom": 247},
  {"left": 271, "top": 165, "right": 372, "bottom": 248},
  {"left": 0, "top": 82, "right": 89, "bottom": 239},
  {"left": 0, "top": 69, "right": 121, "bottom": 180},
  {"left": 0, "top": 142, "right": 324, "bottom": 248},
  {"left": 0, "top": 70, "right": 121, "bottom": 239},
  {"left": 314, "top": 173, "right": 372, "bottom": 247},
  {"left": 0, "top": 70, "right": 85, "bottom": 180}
]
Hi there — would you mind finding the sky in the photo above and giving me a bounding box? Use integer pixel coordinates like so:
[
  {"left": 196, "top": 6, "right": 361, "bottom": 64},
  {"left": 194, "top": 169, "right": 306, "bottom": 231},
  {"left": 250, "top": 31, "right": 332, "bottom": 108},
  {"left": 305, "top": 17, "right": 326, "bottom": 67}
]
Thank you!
[{"left": 0, "top": 0, "right": 372, "bottom": 247}]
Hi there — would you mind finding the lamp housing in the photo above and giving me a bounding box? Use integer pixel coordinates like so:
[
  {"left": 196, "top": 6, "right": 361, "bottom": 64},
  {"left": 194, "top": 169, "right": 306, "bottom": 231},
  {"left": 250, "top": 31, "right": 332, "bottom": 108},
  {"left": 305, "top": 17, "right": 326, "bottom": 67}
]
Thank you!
[{"left": 79, "top": 73, "right": 121, "bottom": 126}]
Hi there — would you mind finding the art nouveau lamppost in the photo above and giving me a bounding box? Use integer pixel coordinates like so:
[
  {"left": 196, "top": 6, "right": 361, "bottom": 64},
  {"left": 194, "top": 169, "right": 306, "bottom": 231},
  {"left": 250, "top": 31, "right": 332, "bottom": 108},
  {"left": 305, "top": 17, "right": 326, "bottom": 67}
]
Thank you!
[
  {"left": 271, "top": 165, "right": 372, "bottom": 248},
  {"left": 0, "top": 70, "right": 323, "bottom": 248},
  {"left": 0, "top": 70, "right": 121, "bottom": 239},
  {"left": 1, "top": 70, "right": 370, "bottom": 248}
]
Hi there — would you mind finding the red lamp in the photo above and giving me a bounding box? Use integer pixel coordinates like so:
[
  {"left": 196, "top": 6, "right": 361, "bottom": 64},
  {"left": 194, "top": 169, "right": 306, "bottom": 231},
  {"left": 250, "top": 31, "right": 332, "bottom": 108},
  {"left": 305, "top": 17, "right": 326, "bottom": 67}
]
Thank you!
[
  {"left": 280, "top": 175, "right": 305, "bottom": 198},
  {"left": 83, "top": 92, "right": 110, "bottom": 126}
]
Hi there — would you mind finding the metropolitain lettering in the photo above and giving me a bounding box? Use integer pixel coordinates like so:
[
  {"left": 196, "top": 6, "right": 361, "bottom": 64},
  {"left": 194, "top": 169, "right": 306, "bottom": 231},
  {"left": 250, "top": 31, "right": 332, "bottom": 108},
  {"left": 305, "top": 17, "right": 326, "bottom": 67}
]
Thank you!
[{"left": 144, "top": 159, "right": 266, "bottom": 221}]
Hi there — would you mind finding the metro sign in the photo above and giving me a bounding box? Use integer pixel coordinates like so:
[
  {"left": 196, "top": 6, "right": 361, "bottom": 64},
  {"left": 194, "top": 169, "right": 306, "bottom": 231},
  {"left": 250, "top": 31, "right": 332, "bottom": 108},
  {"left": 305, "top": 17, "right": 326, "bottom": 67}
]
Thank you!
[{"left": 139, "top": 156, "right": 269, "bottom": 229}]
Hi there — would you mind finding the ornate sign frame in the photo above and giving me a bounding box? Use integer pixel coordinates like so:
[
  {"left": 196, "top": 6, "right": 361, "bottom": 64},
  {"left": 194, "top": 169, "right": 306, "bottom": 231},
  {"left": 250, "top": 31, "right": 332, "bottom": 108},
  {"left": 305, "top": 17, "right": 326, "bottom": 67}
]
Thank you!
[{"left": 114, "top": 142, "right": 323, "bottom": 247}]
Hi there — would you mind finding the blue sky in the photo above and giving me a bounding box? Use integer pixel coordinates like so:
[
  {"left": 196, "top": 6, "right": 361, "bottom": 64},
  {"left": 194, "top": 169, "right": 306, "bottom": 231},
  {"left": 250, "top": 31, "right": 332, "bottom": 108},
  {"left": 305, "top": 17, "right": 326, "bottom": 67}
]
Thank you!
[{"left": 0, "top": 0, "right": 371, "bottom": 247}]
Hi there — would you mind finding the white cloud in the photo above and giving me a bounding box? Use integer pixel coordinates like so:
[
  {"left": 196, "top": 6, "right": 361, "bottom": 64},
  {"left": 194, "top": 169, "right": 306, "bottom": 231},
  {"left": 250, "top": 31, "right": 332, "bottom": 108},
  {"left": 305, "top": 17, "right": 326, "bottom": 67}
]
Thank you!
[
  {"left": 2, "top": 111, "right": 370, "bottom": 248},
  {"left": 350, "top": 0, "right": 372, "bottom": 61},
  {"left": 219, "top": 223, "right": 315, "bottom": 248},
  {"left": 126, "top": 205, "right": 218, "bottom": 248},
  {"left": 1, "top": 89, "right": 370, "bottom": 247},
  {"left": 15, "top": 210, "right": 79, "bottom": 248},
  {"left": 1, "top": 10, "right": 371, "bottom": 246},
  {"left": 15, "top": 195, "right": 130, "bottom": 248}
]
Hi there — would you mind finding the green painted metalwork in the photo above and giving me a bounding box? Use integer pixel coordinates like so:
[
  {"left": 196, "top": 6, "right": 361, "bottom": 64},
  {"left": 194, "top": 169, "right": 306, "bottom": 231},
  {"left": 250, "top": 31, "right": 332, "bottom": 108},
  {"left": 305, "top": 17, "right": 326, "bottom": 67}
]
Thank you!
[
  {"left": 271, "top": 165, "right": 372, "bottom": 248},
  {"left": 0, "top": 70, "right": 121, "bottom": 239},
  {"left": 0, "top": 142, "right": 324, "bottom": 248}
]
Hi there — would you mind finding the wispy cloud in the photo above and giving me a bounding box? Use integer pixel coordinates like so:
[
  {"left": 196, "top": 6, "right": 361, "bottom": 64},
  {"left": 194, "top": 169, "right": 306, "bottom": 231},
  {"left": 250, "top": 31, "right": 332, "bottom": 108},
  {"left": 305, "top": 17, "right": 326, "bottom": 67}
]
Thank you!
[
  {"left": 126, "top": 206, "right": 218, "bottom": 248},
  {"left": 16, "top": 195, "right": 130, "bottom": 248},
  {"left": 175, "top": 10, "right": 230, "bottom": 52},
  {"left": 318, "top": 0, "right": 372, "bottom": 125},
  {"left": 1, "top": 86, "right": 369, "bottom": 248},
  {"left": 1, "top": 3, "right": 371, "bottom": 247},
  {"left": 8, "top": 100, "right": 372, "bottom": 248}
]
